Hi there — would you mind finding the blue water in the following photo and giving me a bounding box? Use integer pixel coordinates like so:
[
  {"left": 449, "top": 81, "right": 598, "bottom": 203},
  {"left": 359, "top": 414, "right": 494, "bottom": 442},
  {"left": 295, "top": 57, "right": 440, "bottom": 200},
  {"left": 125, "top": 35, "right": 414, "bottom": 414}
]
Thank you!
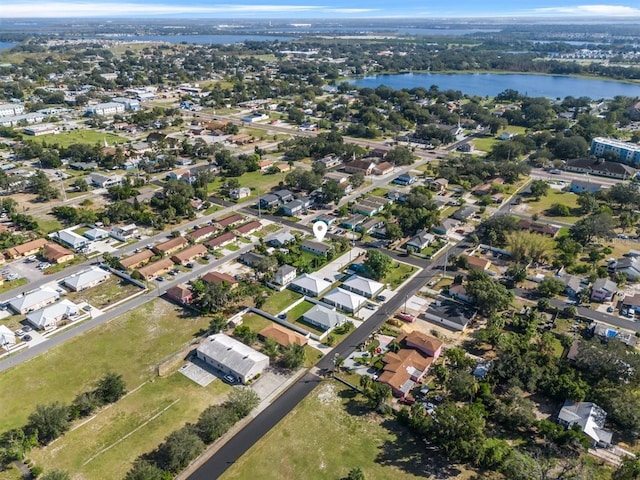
[
  {"left": 350, "top": 72, "right": 640, "bottom": 99},
  {"left": 606, "top": 330, "right": 618, "bottom": 338},
  {"left": 94, "top": 34, "right": 295, "bottom": 44},
  {"left": 0, "top": 41, "right": 16, "bottom": 51}
]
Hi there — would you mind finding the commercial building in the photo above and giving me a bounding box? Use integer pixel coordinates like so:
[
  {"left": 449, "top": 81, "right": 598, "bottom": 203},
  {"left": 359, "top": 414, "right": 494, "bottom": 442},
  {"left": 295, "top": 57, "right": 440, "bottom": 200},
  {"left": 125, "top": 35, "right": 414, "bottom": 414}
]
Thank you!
[
  {"left": 590, "top": 137, "right": 640, "bottom": 165},
  {"left": 195, "top": 334, "right": 269, "bottom": 384}
]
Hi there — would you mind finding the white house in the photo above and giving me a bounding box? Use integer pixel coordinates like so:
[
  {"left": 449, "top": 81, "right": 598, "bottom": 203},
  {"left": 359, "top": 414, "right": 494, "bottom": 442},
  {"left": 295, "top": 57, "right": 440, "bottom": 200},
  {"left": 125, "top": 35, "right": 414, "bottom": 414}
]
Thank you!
[
  {"left": 85, "top": 102, "right": 126, "bottom": 116},
  {"left": 406, "top": 230, "right": 436, "bottom": 251},
  {"left": 289, "top": 274, "right": 332, "bottom": 297},
  {"left": 83, "top": 227, "right": 110, "bottom": 241},
  {"left": 26, "top": 299, "right": 79, "bottom": 330},
  {"left": 62, "top": 267, "right": 112, "bottom": 292},
  {"left": 322, "top": 288, "right": 368, "bottom": 313},
  {"left": 302, "top": 304, "right": 349, "bottom": 331},
  {"left": 558, "top": 401, "right": 613, "bottom": 447},
  {"left": 0, "top": 103, "right": 25, "bottom": 117},
  {"left": 110, "top": 224, "right": 139, "bottom": 242},
  {"left": 275, "top": 265, "right": 297, "bottom": 286},
  {"left": 341, "top": 275, "right": 385, "bottom": 299},
  {"left": 0, "top": 325, "right": 16, "bottom": 347},
  {"left": 89, "top": 172, "right": 123, "bottom": 188},
  {"left": 230, "top": 187, "right": 251, "bottom": 200},
  {"left": 51, "top": 229, "right": 89, "bottom": 251},
  {"left": 195, "top": 334, "right": 269, "bottom": 384},
  {"left": 8, "top": 288, "right": 60, "bottom": 315}
]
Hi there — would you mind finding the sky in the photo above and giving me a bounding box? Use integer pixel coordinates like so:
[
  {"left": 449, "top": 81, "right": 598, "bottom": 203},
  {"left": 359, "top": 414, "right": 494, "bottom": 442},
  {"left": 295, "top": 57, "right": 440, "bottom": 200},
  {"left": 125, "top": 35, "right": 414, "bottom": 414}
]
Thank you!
[{"left": 2, "top": 1, "right": 640, "bottom": 19}]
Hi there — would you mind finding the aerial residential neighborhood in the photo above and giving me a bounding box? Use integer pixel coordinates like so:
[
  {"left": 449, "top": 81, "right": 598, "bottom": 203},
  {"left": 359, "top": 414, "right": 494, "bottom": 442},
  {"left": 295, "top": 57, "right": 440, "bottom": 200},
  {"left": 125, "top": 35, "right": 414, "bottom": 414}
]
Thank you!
[{"left": 1, "top": 11, "right": 640, "bottom": 480}]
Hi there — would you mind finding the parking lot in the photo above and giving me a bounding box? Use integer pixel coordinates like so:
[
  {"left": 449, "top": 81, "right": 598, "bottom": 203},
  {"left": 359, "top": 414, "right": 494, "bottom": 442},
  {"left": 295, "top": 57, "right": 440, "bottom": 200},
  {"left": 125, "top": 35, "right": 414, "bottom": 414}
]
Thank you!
[{"left": 3, "top": 258, "right": 44, "bottom": 283}]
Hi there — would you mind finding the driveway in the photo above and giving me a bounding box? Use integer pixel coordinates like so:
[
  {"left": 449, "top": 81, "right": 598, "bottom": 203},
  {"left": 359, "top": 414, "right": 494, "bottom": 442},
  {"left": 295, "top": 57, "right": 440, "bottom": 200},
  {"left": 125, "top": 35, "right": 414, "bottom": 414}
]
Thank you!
[{"left": 251, "top": 369, "right": 291, "bottom": 400}]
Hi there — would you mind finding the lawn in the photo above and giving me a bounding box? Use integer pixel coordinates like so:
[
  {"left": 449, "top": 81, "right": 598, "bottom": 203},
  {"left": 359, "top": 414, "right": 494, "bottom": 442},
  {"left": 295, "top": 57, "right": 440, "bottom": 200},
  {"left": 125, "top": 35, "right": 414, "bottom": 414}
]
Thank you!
[
  {"left": 203, "top": 205, "right": 222, "bottom": 215},
  {"left": 253, "top": 223, "right": 281, "bottom": 238},
  {"left": 291, "top": 318, "right": 325, "bottom": 337},
  {"left": 382, "top": 262, "right": 417, "bottom": 290},
  {"left": 30, "top": 373, "right": 231, "bottom": 480},
  {"left": 470, "top": 135, "right": 497, "bottom": 153},
  {"left": 0, "top": 277, "right": 28, "bottom": 295},
  {"left": 240, "top": 312, "right": 272, "bottom": 332},
  {"left": 209, "top": 171, "right": 286, "bottom": 202},
  {"left": 285, "top": 300, "right": 315, "bottom": 321},
  {"left": 36, "top": 130, "right": 128, "bottom": 148},
  {"left": 522, "top": 190, "right": 581, "bottom": 223},
  {"left": 368, "top": 187, "right": 389, "bottom": 198},
  {"left": 261, "top": 289, "right": 303, "bottom": 315},
  {"left": 0, "top": 298, "right": 210, "bottom": 433},
  {"left": 36, "top": 216, "right": 63, "bottom": 234},
  {"left": 65, "top": 276, "right": 143, "bottom": 308},
  {"left": 221, "top": 380, "right": 447, "bottom": 480}
]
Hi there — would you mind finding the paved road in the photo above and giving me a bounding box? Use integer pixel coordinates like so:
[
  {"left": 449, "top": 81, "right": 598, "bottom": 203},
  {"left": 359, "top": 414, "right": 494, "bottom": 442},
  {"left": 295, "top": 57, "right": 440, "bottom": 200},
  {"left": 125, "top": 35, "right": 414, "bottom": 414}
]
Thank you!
[
  {"left": 186, "top": 239, "right": 467, "bottom": 480},
  {"left": 0, "top": 241, "right": 261, "bottom": 372}
]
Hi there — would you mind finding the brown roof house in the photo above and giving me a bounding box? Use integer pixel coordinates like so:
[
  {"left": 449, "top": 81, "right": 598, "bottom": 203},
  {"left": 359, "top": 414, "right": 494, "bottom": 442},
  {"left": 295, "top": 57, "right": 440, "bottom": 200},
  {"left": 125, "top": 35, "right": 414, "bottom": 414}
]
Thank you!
[
  {"left": 187, "top": 224, "right": 221, "bottom": 243},
  {"left": 202, "top": 271, "right": 238, "bottom": 289},
  {"left": 206, "top": 231, "right": 236, "bottom": 249},
  {"left": 259, "top": 323, "right": 308, "bottom": 347},
  {"left": 166, "top": 284, "right": 193, "bottom": 304},
  {"left": 235, "top": 220, "right": 262, "bottom": 236},
  {"left": 6, "top": 238, "right": 48, "bottom": 259},
  {"left": 171, "top": 244, "right": 208, "bottom": 265},
  {"left": 153, "top": 236, "right": 188, "bottom": 256},
  {"left": 136, "top": 258, "right": 174, "bottom": 280},
  {"left": 43, "top": 243, "right": 74, "bottom": 264},
  {"left": 119, "top": 249, "right": 154, "bottom": 270},
  {"left": 464, "top": 255, "right": 492, "bottom": 271},
  {"left": 216, "top": 214, "right": 245, "bottom": 228}
]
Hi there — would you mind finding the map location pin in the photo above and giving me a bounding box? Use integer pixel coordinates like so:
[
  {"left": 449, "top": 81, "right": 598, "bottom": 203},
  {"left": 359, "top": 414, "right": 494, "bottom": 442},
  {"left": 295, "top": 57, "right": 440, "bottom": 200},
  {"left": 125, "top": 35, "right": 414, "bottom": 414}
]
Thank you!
[{"left": 313, "top": 221, "right": 328, "bottom": 242}]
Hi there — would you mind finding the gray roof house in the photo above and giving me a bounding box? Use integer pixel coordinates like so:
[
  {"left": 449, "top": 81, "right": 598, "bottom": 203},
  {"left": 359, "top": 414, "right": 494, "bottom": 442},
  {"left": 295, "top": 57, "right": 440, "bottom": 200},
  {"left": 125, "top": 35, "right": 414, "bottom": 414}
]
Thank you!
[
  {"left": 322, "top": 287, "right": 368, "bottom": 313},
  {"left": 62, "top": 267, "right": 111, "bottom": 292},
  {"left": 51, "top": 229, "right": 89, "bottom": 251},
  {"left": 301, "top": 240, "right": 333, "bottom": 256},
  {"left": 422, "top": 300, "right": 476, "bottom": 331},
  {"left": 341, "top": 275, "right": 385, "bottom": 299},
  {"left": 609, "top": 257, "right": 640, "bottom": 280},
  {"left": 26, "top": 299, "right": 79, "bottom": 330},
  {"left": 275, "top": 265, "right": 297, "bottom": 286},
  {"left": 558, "top": 401, "right": 613, "bottom": 447},
  {"left": 302, "top": 304, "right": 349, "bottom": 331},
  {"left": 289, "top": 274, "right": 332, "bottom": 297},
  {"left": 452, "top": 205, "right": 476, "bottom": 222},
  {"left": 559, "top": 274, "right": 585, "bottom": 298},
  {"left": 8, "top": 288, "right": 60, "bottom": 315},
  {"left": 591, "top": 278, "right": 618, "bottom": 302},
  {"left": 406, "top": 230, "right": 436, "bottom": 251},
  {"left": 195, "top": 334, "right": 269, "bottom": 384},
  {"left": 238, "top": 252, "right": 266, "bottom": 268},
  {"left": 265, "top": 231, "right": 295, "bottom": 248}
]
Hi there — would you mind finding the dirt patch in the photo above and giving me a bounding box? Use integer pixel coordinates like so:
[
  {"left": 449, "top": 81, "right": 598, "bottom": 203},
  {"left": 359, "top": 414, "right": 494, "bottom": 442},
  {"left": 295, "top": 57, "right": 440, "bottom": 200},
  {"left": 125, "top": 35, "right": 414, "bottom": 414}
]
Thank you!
[{"left": 316, "top": 382, "right": 339, "bottom": 406}]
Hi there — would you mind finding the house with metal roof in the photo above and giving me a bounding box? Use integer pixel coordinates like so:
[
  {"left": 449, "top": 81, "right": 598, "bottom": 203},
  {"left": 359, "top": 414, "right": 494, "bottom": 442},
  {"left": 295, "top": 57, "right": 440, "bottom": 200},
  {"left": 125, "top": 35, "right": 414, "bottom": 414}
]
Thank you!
[
  {"left": 302, "top": 304, "right": 349, "bottom": 331},
  {"left": 289, "top": 274, "right": 332, "bottom": 297},
  {"left": 422, "top": 300, "right": 476, "bottom": 331},
  {"left": 62, "top": 267, "right": 111, "bottom": 292},
  {"left": 50, "top": 229, "right": 89, "bottom": 251},
  {"left": 558, "top": 401, "right": 613, "bottom": 447},
  {"left": 195, "top": 334, "right": 269, "bottom": 384},
  {"left": 8, "top": 288, "right": 60, "bottom": 315},
  {"left": 322, "top": 287, "right": 367, "bottom": 313},
  {"left": 0, "top": 325, "right": 16, "bottom": 347},
  {"left": 341, "top": 275, "right": 384, "bottom": 299},
  {"left": 26, "top": 299, "right": 79, "bottom": 330},
  {"left": 83, "top": 227, "right": 109, "bottom": 241},
  {"left": 406, "top": 230, "right": 436, "bottom": 251},
  {"left": 301, "top": 240, "right": 333, "bottom": 256}
]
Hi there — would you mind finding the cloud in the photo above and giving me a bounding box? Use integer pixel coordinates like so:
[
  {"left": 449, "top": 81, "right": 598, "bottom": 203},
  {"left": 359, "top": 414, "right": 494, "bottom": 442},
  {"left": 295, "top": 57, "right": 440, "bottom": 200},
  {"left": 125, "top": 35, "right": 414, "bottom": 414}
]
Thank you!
[
  {"left": 323, "top": 8, "right": 379, "bottom": 14},
  {"left": 524, "top": 4, "right": 640, "bottom": 16},
  {"left": 0, "top": 2, "right": 324, "bottom": 17}
]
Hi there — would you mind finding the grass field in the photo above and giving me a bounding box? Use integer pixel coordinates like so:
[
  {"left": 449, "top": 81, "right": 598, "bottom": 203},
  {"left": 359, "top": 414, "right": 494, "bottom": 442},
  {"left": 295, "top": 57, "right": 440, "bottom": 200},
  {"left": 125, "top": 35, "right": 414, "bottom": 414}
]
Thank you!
[
  {"left": 36, "top": 216, "right": 63, "bottom": 234},
  {"left": 35, "top": 130, "right": 129, "bottom": 148},
  {"left": 261, "top": 289, "right": 303, "bottom": 315},
  {"left": 65, "top": 276, "right": 143, "bottom": 308},
  {"left": 521, "top": 190, "right": 580, "bottom": 223},
  {"left": 221, "top": 381, "right": 456, "bottom": 480},
  {"left": 30, "top": 373, "right": 230, "bottom": 480},
  {"left": 0, "top": 278, "right": 28, "bottom": 295},
  {"left": 0, "top": 298, "right": 210, "bottom": 433},
  {"left": 209, "top": 170, "right": 286, "bottom": 201},
  {"left": 382, "top": 262, "right": 417, "bottom": 290},
  {"left": 240, "top": 312, "right": 272, "bottom": 332},
  {"left": 285, "top": 300, "right": 315, "bottom": 321}
]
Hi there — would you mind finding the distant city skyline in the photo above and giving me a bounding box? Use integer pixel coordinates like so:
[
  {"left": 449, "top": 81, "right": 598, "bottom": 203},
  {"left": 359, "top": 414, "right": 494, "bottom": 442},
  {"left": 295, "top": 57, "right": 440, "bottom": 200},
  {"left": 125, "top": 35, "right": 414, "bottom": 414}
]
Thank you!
[{"left": 2, "top": 1, "right": 640, "bottom": 19}]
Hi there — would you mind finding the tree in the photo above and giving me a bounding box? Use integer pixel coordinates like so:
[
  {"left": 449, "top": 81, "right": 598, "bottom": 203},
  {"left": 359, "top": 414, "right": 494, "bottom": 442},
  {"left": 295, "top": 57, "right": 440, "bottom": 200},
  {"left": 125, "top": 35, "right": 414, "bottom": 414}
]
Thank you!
[
  {"left": 262, "top": 338, "right": 280, "bottom": 359},
  {"left": 350, "top": 172, "right": 365, "bottom": 188},
  {"left": 537, "top": 277, "right": 565, "bottom": 297},
  {"left": 322, "top": 179, "right": 344, "bottom": 204},
  {"left": 465, "top": 270, "right": 513, "bottom": 315},
  {"left": 195, "top": 405, "right": 236, "bottom": 444},
  {"left": 363, "top": 250, "right": 392, "bottom": 281},
  {"left": 72, "top": 177, "right": 89, "bottom": 192},
  {"left": 547, "top": 203, "right": 571, "bottom": 217},
  {"left": 446, "top": 370, "right": 478, "bottom": 402},
  {"left": 30, "top": 170, "right": 59, "bottom": 201},
  {"left": 281, "top": 343, "right": 306, "bottom": 369},
  {"left": 346, "top": 467, "right": 366, "bottom": 480},
  {"left": 154, "top": 426, "right": 205, "bottom": 473},
  {"left": 385, "top": 146, "right": 415, "bottom": 166},
  {"left": 27, "top": 402, "right": 70, "bottom": 445},
  {"left": 41, "top": 471, "right": 71, "bottom": 480},
  {"left": 96, "top": 372, "right": 127, "bottom": 404},
  {"left": 125, "top": 460, "right": 166, "bottom": 480},
  {"left": 425, "top": 402, "right": 486, "bottom": 463},
  {"left": 613, "top": 456, "right": 640, "bottom": 480},
  {"left": 226, "top": 387, "right": 260, "bottom": 420},
  {"left": 577, "top": 192, "right": 599, "bottom": 214},
  {"left": 529, "top": 179, "right": 549, "bottom": 200},
  {"left": 570, "top": 212, "right": 616, "bottom": 245}
]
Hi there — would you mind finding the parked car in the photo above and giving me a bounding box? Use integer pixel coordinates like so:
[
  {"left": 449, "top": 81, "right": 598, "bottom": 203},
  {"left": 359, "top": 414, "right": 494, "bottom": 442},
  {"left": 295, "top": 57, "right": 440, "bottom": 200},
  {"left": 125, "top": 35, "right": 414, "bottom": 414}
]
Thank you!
[
  {"left": 15, "top": 329, "right": 24, "bottom": 337},
  {"left": 376, "top": 295, "right": 387, "bottom": 302},
  {"left": 156, "top": 276, "right": 164, "bottom": 282},
  {"left": 396, "top": 312, "right": 415, "bottom": 323},
  {"left": 23, "top": 335, "right": 32, "bottom": 342},
  {"left": 222, "top": 374, "right": 237, "bottom": 385},
  {"left": 22, "top": 326, "right": 32, "bottom": 333},
  {"left": 607, "top": 306, "right": 615, "bottom": 313},
  {"left": 186, "top": 263, "right": 194, "bottom": 269}
]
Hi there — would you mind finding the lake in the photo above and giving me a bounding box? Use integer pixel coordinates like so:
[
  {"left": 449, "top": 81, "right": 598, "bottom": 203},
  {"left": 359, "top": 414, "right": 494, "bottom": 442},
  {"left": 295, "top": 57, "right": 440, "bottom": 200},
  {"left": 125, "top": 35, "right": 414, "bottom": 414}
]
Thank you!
[
  {"left": 0, "top": 41, "right": 16, "bottom": 51},
  {"left": 350, "top": 72, "right": 640, "bottom": 99},
  {"left": 93, "top": 34, "right": 295, "bottom": 44}
]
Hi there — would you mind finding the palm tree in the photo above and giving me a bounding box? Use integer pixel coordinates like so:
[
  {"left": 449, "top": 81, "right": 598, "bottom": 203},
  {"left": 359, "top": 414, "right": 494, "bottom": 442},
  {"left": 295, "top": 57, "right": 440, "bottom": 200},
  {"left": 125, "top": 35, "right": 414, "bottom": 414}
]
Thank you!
[{"left": 262, "top": 338, "right": 280, "bottom": 359}]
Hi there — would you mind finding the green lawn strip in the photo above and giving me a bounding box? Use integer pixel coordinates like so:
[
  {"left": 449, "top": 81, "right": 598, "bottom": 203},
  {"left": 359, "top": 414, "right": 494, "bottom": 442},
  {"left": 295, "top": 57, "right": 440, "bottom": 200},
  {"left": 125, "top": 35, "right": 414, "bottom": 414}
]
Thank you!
[
  {"left": 30, "top": 374, "right": 230, "bottom": 479},
  {"left": 285, "top": 301, "right": 315, "bottom": 321},
  {"left": 238, "top": 237, "right": 252, "bottom": 244},
  {"left": 0, "top": 299, "right": 209, "bottom": 432},
  {"left": 368, "top": 187, "right": 389, "bottom": 198},
  {"left": 36, "top": 216, "right": 63, "bottom": 234},
  {"left": 291, "top": 318, "right": 325, "bottom": 337},
  {"left": 253, "top": 223, "right": 281, "bottom": 238},
  {"left": 221, "top": 380, "right": 432, "bottom": 480},
  {"left": 204, "top": 205, "right": 222, "bottom": 215},
  {"left": 65, "top": 277, "right": 142, "bottom": 308},
  {"left": 261, "top": 290, "right": 303, "bottom": 315},
  {"left": 241, "top": 312, "right": 272, "bottom": 332},
  {"left": 0, "top": 278, "right": 28, "bottom": 295},
  {"left": 382, "top": 262, "right": 417, "bottom": 290},
  {"left": 0, "top": 463, "right": 22, "bottom": 480},
  {"left": 36, "top": 131, "right": 128, "bottom": 148},
  {"left": 226, "top": 243, "right": 240, "bottom": 251},
  {"left": 303, "top": 345, "right": 323, "bottom": 367}
]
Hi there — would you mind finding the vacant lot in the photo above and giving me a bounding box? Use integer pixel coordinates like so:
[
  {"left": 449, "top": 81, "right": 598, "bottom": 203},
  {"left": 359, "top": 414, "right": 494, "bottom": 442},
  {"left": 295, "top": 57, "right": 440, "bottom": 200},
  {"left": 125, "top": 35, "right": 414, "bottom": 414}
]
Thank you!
[
  {"left": 0, "top": 299, "right": 209, "bottom": 433},
  {"left": 36, "top": 130, "right": 128, "bottom": 148},
  {"left": 222, "top": 381, "right": 471, "bottom": 480},
  {"left": 521, "top": 190, "right": 580, "bottom": 222},
  {"left": 30, "top": 373, "right": 230, "bottom": 479},
  {"left": 382, "top": 262, "right": 417, "bottom": 290},
  {"left": 261, "top": 289, "right": 303, "bottom": 315},
  {"left": 65, "top": 276, "right": 143, "bottom": 308}
]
